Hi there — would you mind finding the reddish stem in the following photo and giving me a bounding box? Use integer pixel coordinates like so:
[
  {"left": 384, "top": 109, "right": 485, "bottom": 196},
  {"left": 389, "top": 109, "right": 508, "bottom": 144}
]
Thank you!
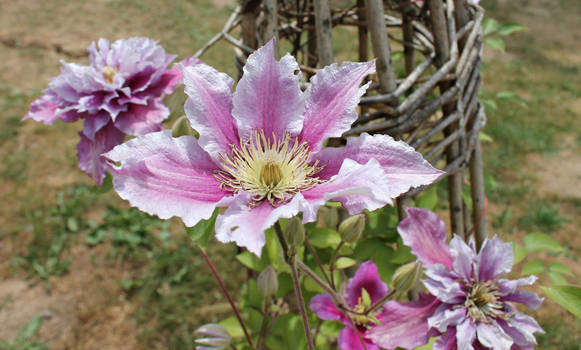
[{"left": 198, "top": 246, "right": 254, "bottom": 348}]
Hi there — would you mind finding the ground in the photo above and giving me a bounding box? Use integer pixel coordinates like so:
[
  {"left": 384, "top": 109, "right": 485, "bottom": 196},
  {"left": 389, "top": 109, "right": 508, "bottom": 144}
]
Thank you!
[{"left": 0, "top": 0, "right": 580, "bottom": 349}]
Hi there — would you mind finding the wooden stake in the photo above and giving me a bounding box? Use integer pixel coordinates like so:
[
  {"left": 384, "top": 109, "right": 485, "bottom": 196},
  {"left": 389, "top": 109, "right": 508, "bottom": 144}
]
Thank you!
[{"left": 314, "top": 0, "right": 334, "bottom": 66}]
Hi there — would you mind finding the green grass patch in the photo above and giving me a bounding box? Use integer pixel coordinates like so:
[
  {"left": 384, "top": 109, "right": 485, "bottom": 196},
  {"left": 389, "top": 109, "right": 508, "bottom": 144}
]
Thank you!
[{"left": 518, "top": 201, "right": 569, "bottom": 233}]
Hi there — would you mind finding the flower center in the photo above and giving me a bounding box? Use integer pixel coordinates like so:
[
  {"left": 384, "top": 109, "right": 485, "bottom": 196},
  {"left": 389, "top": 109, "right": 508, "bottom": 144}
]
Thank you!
[
  {"left": 216, "top": 130, "right": 325, "bottom": 206},
  {"left": 102, "top": 66, "right": 117, "bottom": 84},
  {"left": 349, "top": 289, "right": 381, "bottom": 328},
  {"left": 464, "top": 280, "right": 512, "bottom": 323}
]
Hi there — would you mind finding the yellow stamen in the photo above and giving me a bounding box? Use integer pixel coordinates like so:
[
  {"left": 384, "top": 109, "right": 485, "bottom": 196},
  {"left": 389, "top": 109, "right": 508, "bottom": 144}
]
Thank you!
[
  {"left": 462, "top": 280, "right": 512, "bottom": 323},
  {"left": 102, "top": 66, "right": 117, "bottom": 84},
  {"left": 215, "top": 130, "right": 325, "bottom": 206}
]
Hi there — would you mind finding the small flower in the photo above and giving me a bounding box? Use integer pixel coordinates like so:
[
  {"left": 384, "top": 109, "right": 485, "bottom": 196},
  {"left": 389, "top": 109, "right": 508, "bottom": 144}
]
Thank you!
[
  {"left": 23, "top": 37, "right": 197, "bottom": 185},
  {"left": 309, "top": 261, "right": 388, "bottom": 350},
  {"left": 194, "top": 323, "right": 231, "bottom": 350},
  {"left": 104, "top": 39, "right": 443, "bottom": 255},
  {"left": 367, "top": 208, "right": 544, "bottom": 350}
]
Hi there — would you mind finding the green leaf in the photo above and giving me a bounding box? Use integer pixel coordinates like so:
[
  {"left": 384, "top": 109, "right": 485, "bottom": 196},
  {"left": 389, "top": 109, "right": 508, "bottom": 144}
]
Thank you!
[
  {"left": 495, "top": 91, "right": 527, "bottom": 106},
  {"left": 498, "top": 22, "right": 527, "bottom": 36},
  {"left": 308, "top": 228, "right": 341, "bottom": 248},
  {"left": 523, "top": 232, "right": 563, "bottom": 253},
  {"left": 481, "top": 98, "right": 497, "bottom": 112},
  {"left": 219, "top": 316, "right": 243, "bottom": 339},
  {"left": 415, "top": 186, "right": 438, "bottom": 211},
  {"left": 485, "top": 37, "right": 505, "bottom": 52},
  {"left": 549, "top": 262, "right": 574, "bottom": 276},
  {"left": 236, "top": 251, "right": 267, "bottom": 271},
  {"left": 353, "top": 238, "right": 385, "bottom": 260},
  {"left": 547, "top": 271, "right": 568, "bottom": 286},
  {"left": 513, "top": 242, "right": 527, "bottom": 264},
  {"left": 334, "top": 257, "right": 356, "bottom": 270},
  {"left": 185, "top": 209, "right": 218, "bottom": 249},
  {"left": 542, "top": 285, "right": 581, "bottom": 319},
  {"left": 16, "top": 315, "right": 42, "bottom": 343},
  {"left": 482, "top": 18, "right": 500, "bottom": 35},
  {"left": 416, "top": 337, "right": 437, "bottom": 350},
  {"left": 521, "top": 260, "right": 544, "bottom": 275},
  {"left": 94, "top": 173, "right": 113, "bottom": 194},
  {"left": 390, "top": 243, "right": 414, "bottom": 264},
  {"left": 479, "top": 131, "right": 494, "bottom": 143}
]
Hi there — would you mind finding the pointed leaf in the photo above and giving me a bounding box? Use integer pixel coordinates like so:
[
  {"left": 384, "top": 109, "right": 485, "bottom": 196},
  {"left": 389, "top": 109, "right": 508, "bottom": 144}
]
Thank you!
[
  {"left": 521, "top": 259, "right": 544, "bottom": 275},
  {"left": 186, "top": 209, "right": 218, "bottom": 249},
  {"left": 542, "top": 285, "right": 581, "bottom": 319},
  {"left": 513, "top": 242, "right": 527, "bottom": 264},
  {"left": 523, "top": 233, "right": 563, "bottom": 253}
]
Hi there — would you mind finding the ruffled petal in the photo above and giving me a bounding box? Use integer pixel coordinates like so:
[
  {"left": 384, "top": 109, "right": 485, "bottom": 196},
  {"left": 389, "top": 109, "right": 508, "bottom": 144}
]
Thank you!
[
  {"left": 214, "top": 192, "right": 308, "bottom": 255},
  {"left": 428, "top": 303, "right": 466, "bottom": 332},
  {"left": 232, "top": 39, "right": 304, "bottom": 140},
  {"left": 338, "top": 327, "right": 378, "bottom": 350},
  {"left": 434, "top": 327, "right": 457, "bottom": 350},
  {"left": 497, "top": 313, "right": 543, "bottom": 348},
  {"left": 397, "top": 207, "right": 454, "bottom": 269},
  {"left": 449, "top": 235, "right": 477, "bottom": 281},
  {"left": 366, "top": 293, "right": 440, "bottom": 350},
  {"left": 313, "top": 133, "right": 444, "bottom": 198},
  {"left": 23, "top": 95, "right": 62, "bottom": 124},
  {"left": 456, "top": 317, "right": 477, "bottom": 350},
  {"left": 183, "top": 63, "right": 239, "bottom": 159},
  {"left": 302, "top": 158, "right": 392, "bottom": 216},
  {"left": 309, "top": 294, "right": 346, "bottom": 322},
  {"left": 423, "top": 264, "right": 465, "bottom": 304},
  {"left": 477, "top": 235, "right": 514, "bottom": 282},
  {"left": 104, "top": 130, "right": 229, "bottom": 226},
  {"left": 113, "top": 99, "right": 167, "bottom": 136},
  {"left": 82, "top": 110, "right": 110, "bottom": 139},
  {"left": 300, "top": 61, "right": 375, "bottom": 152},
  {"left": 78, "top": 122, "right": 125, "bottom": 186},
  {"left": 345, "top": 261, "right": 388, "bottom": 308},
  {"left": 476, "top": 321, "right": 513, "bottom": 350}
]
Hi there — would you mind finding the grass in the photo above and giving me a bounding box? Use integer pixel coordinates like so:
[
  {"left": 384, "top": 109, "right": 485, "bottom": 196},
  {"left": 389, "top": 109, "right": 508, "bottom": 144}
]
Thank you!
[{"left": 518, "top": 201, "right": 569, "bottom": 233}]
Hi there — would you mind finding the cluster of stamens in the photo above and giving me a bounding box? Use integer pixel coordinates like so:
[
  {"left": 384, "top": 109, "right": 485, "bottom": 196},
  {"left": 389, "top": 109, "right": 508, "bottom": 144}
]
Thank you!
[
  {"left": 463, "top": 280, "right": 512, "bottom": 323},
  {"left": 215, "top": 130, "right": 325, "bottom": 206},
  {"left": 349, "top": 293, "right": 380, "bottom": 328},
  {"left": 102, "top": 66, "right": 117, "bottom": 84}
]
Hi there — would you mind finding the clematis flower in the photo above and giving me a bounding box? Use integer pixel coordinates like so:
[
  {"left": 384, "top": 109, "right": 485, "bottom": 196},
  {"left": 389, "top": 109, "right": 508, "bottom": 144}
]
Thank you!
[
  {"left": 23, "top": 37, "right": 196, "bottom": 185},
  {"left": 367, "top": 208, "right": 544, "bottom": 350},
  {"left": 309, "top": 261, "right": 389, "bottom": 350},
  {"left": 103, "top": 39, "right": 443, "bottom": 255}
]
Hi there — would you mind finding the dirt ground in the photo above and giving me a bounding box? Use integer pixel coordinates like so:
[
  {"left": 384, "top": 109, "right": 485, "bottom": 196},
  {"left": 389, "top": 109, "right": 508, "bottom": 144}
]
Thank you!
[{"left": 0, "top": 0, "right": 580, "bottom": 349}]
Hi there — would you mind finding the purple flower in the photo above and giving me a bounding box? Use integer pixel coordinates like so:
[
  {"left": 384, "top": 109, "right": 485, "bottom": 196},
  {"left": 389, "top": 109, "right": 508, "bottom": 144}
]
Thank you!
[
  {"left": 367, "top": 208, "right": 544, "bottom": 350},
  {"left": 103, "top": 39, "right": 443, "bottom": 255},
  {"left": 23, "top": 37, "right": 195, "bottom": 185}
]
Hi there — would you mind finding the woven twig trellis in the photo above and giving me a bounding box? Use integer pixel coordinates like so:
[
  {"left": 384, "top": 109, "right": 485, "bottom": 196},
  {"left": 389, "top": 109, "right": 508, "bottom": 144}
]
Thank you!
[{"left": 195, "top": 0, "right": 488, "bottom": 247}]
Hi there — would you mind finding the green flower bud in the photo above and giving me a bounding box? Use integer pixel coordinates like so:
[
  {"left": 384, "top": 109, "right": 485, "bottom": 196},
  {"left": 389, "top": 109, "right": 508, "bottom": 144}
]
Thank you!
[
  {"left": 284, "top": 217, "right": 305, "bottom": 249},
  {"left": 338, "top": 214, "right": 365, "bottom": 243},
  {"left": 194, "top": 323, "right": 231, "bottom": 350},
  {"left": 391, "top": 261, "right": 422, "bottom": 294},
  {"left": 257, "top": 266, "right": 279, "bottom": 298},
  {"left": 172, "top": 115, "right": 197, "bottom": 137},
  {"left": 324, "top": 207, "right": 340, "bottom": 229}
]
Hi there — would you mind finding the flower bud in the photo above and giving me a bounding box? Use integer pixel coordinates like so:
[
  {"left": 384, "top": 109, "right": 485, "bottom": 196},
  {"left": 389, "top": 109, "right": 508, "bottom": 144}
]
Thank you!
[
  {"left": 257, "top": 266, "right": 278, "bottom": 298},
  {"left": 284, "top": 217, "right": 305, "bottom": 249},
  {"left": 172, "top": 115, "right": 197, "bottom": 137},
  {"left": 391, "top": 261, "right": 422, "bottom": 294},
  {"left": 338, "top": 214, "right": 365, "bottom": 243},
  {"left": 325, "top": 207, "right": 340, "bottom": 229},
  {"left": 194, "top": 323, "right": 231, "bottom": 350}
]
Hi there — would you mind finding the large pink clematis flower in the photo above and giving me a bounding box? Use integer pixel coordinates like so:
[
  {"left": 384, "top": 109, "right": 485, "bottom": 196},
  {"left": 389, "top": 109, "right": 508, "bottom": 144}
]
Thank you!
[
  {"left": 104, "top": 39, "right": 443, "bottom": 255},
  {"left": 367, "top": 208, "right": 544, "bottom": 350},
  {"left": 24, "top": 37, "right": 196, "bottom": 185},
  {"left": 310, "top": 261, "right": 438, "bottom": 350}
]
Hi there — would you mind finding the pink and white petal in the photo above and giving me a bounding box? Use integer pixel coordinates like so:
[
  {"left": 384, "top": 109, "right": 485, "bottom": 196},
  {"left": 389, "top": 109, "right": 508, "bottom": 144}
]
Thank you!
[
  {"left": 475, "top": 322, "right": 513, "bottom": 350},
  {"left": 338, "top": 327, "right": 378, "bottom": 350},
  {"left": 104, "top": 130, "right": 229, "bottom": 226},
  {"left": 82, "top": 111, "right": 111, "bottom": 139},
  {"left": 23, "top": 95, "right": 61, "bottom": 125},
  {"left": 456, "top": 318, "right": 477, "bottom": 350},
  {"left": 497, "top": 313, "right": 543, "bottom": 348},
  {"left": 309, "top": 294, "right": 346, "bottom": 323},
  {"left": 501, "top": 289, "right": 543, "bottom": 310},
  {"left": 423, "top": 265, "right": 466, "bottom": 304},
  {"left": 113, "top": 100, "right": 167, "bottom": 136},
  {"left": 78, "top": 122, "right": 125, "bottom": 186},
  {"left": 434, "top": 327, "right": 457, "bottom": 350},
  {"left": 344, "top": 261, "right": 388, "bottom": 308},
  {"left": 300, "top": 60, "right": 375, "bottom": 152},
  {"left": 183, "top": 63, "right": 239, "bottom": 159},
  {"left": 314, "top": 133, "right": 444, "bottom": 198},
  {"left": 232, "top": 39, "right": 304, "bottom": 140},
  {"left": 302, "top": 158, "right": 392, "bottom": 216},
  {"left": 427, "top": 304, "right": 466, "bottom": 332},
  {"left": 477, "top": 235, "right": 514, "bottom": 282},
  {"left": 366, "top": 293, "right": 440, "bottom": 350},
  {"left": 449, "top": 235, "right": 477, "bottom": 281},
  {"left": 397, "top": 207, "right": 454, "bottom": 269},
  {"left": 215, "top": 192, "right": 308, "bottom": 255}
]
